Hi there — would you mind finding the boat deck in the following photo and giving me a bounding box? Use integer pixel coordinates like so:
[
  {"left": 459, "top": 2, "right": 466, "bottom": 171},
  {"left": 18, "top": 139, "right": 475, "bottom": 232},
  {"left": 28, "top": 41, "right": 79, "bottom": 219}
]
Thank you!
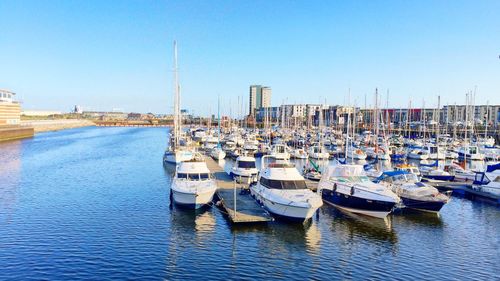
[{"left": 204, "top": 155, "right": 273, "bottom": 223}]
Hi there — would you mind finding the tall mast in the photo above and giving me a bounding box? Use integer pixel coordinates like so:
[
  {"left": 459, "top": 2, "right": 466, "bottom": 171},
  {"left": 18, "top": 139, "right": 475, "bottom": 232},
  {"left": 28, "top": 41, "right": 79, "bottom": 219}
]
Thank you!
[
  {"left": 173, "top": 40, "right": 180, "bottom": 148},
  {"left": 453, "top": 103, "right": 457, "bottom": 139},
  {"left": 436, "top": 95, "right": 440, "bottom": 144},
  {"left": 217, "top": 95, "right": 221, "bottom": 147},
  {"left": 422, "top": 99, "right": 426, "bottom": 144},
  {"left": 465, "top": 92, "right": 469, "bottom": 142},
  {"left": 375, "top": 88, "right": 379, "bottom": 143},
  {"left": 485, "top": 100, "right": 489, "bottom": 139}
]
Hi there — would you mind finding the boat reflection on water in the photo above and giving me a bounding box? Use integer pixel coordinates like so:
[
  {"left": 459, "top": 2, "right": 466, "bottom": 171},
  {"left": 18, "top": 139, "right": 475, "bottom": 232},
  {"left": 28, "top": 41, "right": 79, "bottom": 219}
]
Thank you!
[
  {"left": 163, "top": 162, "right": 177, "bottom": 175},
  {"left": 229, "top": 220, "right": 322, "bottom": 254},
  {"left": 169, "top": 206, "right": 217, "bottom": 243},
  {"left": 392, "top": 209, "right": 444, "bottom": 228},
  {"left": 321, "top": 207, "right": 398, "bottom": 246},
  {"left": 0, "top": 140, "right": 22, "bottom": 224}
]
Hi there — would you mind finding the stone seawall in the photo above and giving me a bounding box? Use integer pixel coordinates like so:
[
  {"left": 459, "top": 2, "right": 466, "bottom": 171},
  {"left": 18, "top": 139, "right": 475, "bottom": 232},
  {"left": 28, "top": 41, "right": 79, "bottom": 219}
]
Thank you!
[
  {"left": 0, "top": 126, "right": 34, "bottom": 141},
  {"left": 21, "top": 119, "right": 95, "bottom": 133}
]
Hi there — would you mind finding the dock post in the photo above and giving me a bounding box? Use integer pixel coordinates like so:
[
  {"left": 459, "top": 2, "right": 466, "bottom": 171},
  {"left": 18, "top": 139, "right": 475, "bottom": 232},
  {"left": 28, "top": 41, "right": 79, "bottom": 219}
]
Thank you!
[{"left": 233, "top": 180, "right": 237, "bottom": 219}]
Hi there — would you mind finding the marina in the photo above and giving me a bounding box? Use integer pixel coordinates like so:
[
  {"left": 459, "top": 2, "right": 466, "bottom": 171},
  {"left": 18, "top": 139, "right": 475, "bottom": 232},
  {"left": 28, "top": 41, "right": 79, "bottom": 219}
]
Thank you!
[
  {"left": 1, "top": 126, "right": 498, "bottom": 280},
  {"left": 2, "top": 1, "right": 500, "bottom": 280}
]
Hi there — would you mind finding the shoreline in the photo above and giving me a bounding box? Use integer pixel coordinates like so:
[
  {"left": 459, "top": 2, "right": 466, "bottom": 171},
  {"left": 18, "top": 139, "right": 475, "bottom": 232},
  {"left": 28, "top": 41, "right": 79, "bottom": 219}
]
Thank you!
[{"left": 21, "top": 119, "right": 96, "bottom": 133}]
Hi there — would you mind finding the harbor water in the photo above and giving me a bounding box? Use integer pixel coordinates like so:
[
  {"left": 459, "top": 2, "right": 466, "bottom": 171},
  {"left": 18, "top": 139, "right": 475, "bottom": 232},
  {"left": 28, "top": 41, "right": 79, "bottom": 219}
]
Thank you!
[{"left": 0, "top": 127, "right": 498, "bottom": 280}]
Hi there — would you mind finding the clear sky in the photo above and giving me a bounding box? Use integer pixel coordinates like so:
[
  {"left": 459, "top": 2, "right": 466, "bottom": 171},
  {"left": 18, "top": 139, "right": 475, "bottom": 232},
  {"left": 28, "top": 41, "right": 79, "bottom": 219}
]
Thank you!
[{"left": 1, "top": 1, "right": 499, "bottom": 116}]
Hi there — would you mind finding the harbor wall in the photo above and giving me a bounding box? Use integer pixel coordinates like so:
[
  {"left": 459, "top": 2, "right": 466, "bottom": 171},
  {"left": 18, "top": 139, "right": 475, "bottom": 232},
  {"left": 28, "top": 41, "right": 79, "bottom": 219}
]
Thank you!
[
  {"left": 21, "top": 119, "right": 95, "bottom": 133},
  {"left": 0, "top": 126, "right": 34, "bottom": 141}
]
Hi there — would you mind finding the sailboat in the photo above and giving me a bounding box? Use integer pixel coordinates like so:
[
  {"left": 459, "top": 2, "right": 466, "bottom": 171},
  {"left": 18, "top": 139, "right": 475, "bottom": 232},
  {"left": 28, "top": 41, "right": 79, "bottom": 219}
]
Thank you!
[
  {"left": 210, "top": 96, "right": 226, "bottom": 160},
  {"left": 163, "top": 41, "right": 194, "bottom": 164}
]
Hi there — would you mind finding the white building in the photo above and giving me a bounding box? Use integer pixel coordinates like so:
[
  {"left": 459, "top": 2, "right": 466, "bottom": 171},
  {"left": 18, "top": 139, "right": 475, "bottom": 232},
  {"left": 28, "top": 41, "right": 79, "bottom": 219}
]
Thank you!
[
  {"left": 0, "top": 89, "right": 21, "bottom": 125},
  {"left": 249, "top": 85, "right": 272, "bottom": 116}
]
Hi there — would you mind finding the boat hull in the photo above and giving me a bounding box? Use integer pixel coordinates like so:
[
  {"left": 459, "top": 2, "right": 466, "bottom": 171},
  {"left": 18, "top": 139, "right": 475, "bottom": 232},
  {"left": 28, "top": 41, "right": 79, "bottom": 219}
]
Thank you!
[
  {"left": 164, "top": 151, "right": 193, "bottom": 164},
  {"left": 422, "top": 175, "right": 455, "bottom": 181},
  {"left": 171, "top": 189, "right": 215, "bottom": 209},
  {"left": 321, "top": 190, "right": 395, "bottom": 219},
  {"left": 401, "top": 197, "right": 446, "bottom": 213},
  {"left": 250, "top": 190, "right": 320, "bottom": 222}
]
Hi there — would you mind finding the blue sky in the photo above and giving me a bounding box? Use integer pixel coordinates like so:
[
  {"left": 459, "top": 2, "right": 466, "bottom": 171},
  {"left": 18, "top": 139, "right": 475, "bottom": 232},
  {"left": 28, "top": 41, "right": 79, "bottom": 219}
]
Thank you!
[{"left": 1, "top": 1, "right": 499, "bottom": 115}]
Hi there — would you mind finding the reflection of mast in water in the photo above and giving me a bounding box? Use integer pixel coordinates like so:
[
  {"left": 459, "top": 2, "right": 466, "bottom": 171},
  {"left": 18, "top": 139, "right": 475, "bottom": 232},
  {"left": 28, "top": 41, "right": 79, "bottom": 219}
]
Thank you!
[{"left": 0, "top": 141, "right": 22, "bottom": 224}]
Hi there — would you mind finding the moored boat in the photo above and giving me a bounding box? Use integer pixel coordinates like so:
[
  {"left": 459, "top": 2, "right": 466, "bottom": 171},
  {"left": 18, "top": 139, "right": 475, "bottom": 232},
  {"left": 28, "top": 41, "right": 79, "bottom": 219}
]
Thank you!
[
  {"left": 318, "top": 164, "right": 400, "bottom": 219},
  {"left": 250, "top": 156, "right": 323, "bottom": 221},
  {"left": 170, "top": 155, "right": 217, "bottom": 209},
  {"left": 374, "top": 170, "right": 450, "bottom": 213}
]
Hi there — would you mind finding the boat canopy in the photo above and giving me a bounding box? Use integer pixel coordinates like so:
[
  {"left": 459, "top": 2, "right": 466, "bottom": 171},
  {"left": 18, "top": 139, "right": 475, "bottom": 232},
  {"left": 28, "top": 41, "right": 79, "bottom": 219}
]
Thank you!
[
  {"left": 177, "top": 162, "right": 210, "bottom": 174},
  {"left": 486, "top": 163, "right": 500, "bottom": 173},
  {"left": 324, "top": 165, "right": 366, "bottom": 178},
  {"left": 420, "top": 160, "right": 438, "bottom": 167},
  {"left": 373, "top": 170, "right": 410, "bottom": 183}
]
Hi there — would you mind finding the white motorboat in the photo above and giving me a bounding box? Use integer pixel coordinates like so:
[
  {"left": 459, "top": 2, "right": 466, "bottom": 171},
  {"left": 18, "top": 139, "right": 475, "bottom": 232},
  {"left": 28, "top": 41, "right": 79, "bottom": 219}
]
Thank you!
[
  {"left": 365, "top": 146, "right": 391, "bottom": 160},
  {"left": 203, "top": 136, "right": 219, "bottom": 150},
  {"left": 250, "top": 156, "right": 323, "bottom": 221},
  {"left": 210, "top": 147, "right": 226, "bottom": 160},
  {"left": 164, "top": 148, "right": 194, "bottom": 164},
  {"left": 170, "top": 156, "right": 217, "bottom": 209},
  {"left": 308, "top": 145, "right": 330, "bottom": 159},
  {"left": 269, "top": 144, "right": 290, "bottom": 160},
  {"left": 318, "top": 164, "right": 400, "bottom": 218},
  {"left": 374, "top": 171, "right": 449, "bottom": 213},
  {"left": 291, "top": 148, "right": 309, "bottom": 159},
  {"left": 407, "top": 148, "right": 429, "bottom": 160},
  {"left": 423, "top": 144, "right": 445, "bottom": 160},
  {"left": 456, "top": 145, "right": 485, "bottom": 161},
  {"left": 394, "top": 164, "right": 422, "bottom": 181},
  {"left": 231, "top": 155, "right": 259, "bottom": 184},
  {"left": 243, "top": 141, "right": 258, "bottom": 154},
  {"left": 445, "top": 150, "right": 459, "bottom": 159},
  {"left": 346, "top": 147, "right": 367, "bottom": 160},
  {"left": 469, "top": 163, "right": 500, "bottom": 200}
]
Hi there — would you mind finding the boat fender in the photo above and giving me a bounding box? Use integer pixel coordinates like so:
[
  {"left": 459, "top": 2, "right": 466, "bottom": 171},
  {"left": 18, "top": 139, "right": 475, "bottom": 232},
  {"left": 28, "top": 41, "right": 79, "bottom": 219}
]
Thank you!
[
  {"left": 350, "top": 186, "right": 355, "bottom": 196},
  {"left": 332, "top": 183, "right": 337, "bottom": 193}
]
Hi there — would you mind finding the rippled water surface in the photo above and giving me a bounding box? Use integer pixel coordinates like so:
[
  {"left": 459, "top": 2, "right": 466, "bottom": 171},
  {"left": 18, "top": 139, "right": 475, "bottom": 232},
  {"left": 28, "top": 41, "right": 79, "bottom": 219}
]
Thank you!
[{"left": 0, "top": 127, "right": 498, "bottom": 280}]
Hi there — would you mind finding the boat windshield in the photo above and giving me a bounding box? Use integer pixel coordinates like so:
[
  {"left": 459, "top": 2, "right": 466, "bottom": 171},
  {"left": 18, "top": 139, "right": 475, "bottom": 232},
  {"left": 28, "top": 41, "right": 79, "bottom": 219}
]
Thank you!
[
  {"left": 386, "top": 173, "right": 418, "bottom": 183},
  {"left": 238, "top": 161, "right": 256, "bottom": 169},
  {"left": 177, "top": 173, "right": 211, "bottom": 180},
  {"left": 260, "top": 177, "right": 308, "bottom": 189}
]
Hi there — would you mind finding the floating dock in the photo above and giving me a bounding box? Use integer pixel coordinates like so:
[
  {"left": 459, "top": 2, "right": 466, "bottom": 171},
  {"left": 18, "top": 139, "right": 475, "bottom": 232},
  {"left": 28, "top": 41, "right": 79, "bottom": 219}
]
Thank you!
[
  {"left": 204, "top": 155, "right": 273, "bottom": 223},
  {"left": 427, "top": 180, "right": 500, "bottom": 203}
]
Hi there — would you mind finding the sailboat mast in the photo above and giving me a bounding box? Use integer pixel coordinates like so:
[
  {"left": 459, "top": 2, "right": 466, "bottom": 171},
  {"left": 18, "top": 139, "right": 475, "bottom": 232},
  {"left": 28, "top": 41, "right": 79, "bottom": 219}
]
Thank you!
[
  {"left": 173, "top": 40, "right": 180, "bottom": 148},
  {"left": 485, "top": 100, "right": 489, "bottom": 139},
  {"left": 217, "top": 95, "right": 221, "bottom": 147},
  {"left": 436, "top": 95, "right": 440, "bottom": 144}
]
